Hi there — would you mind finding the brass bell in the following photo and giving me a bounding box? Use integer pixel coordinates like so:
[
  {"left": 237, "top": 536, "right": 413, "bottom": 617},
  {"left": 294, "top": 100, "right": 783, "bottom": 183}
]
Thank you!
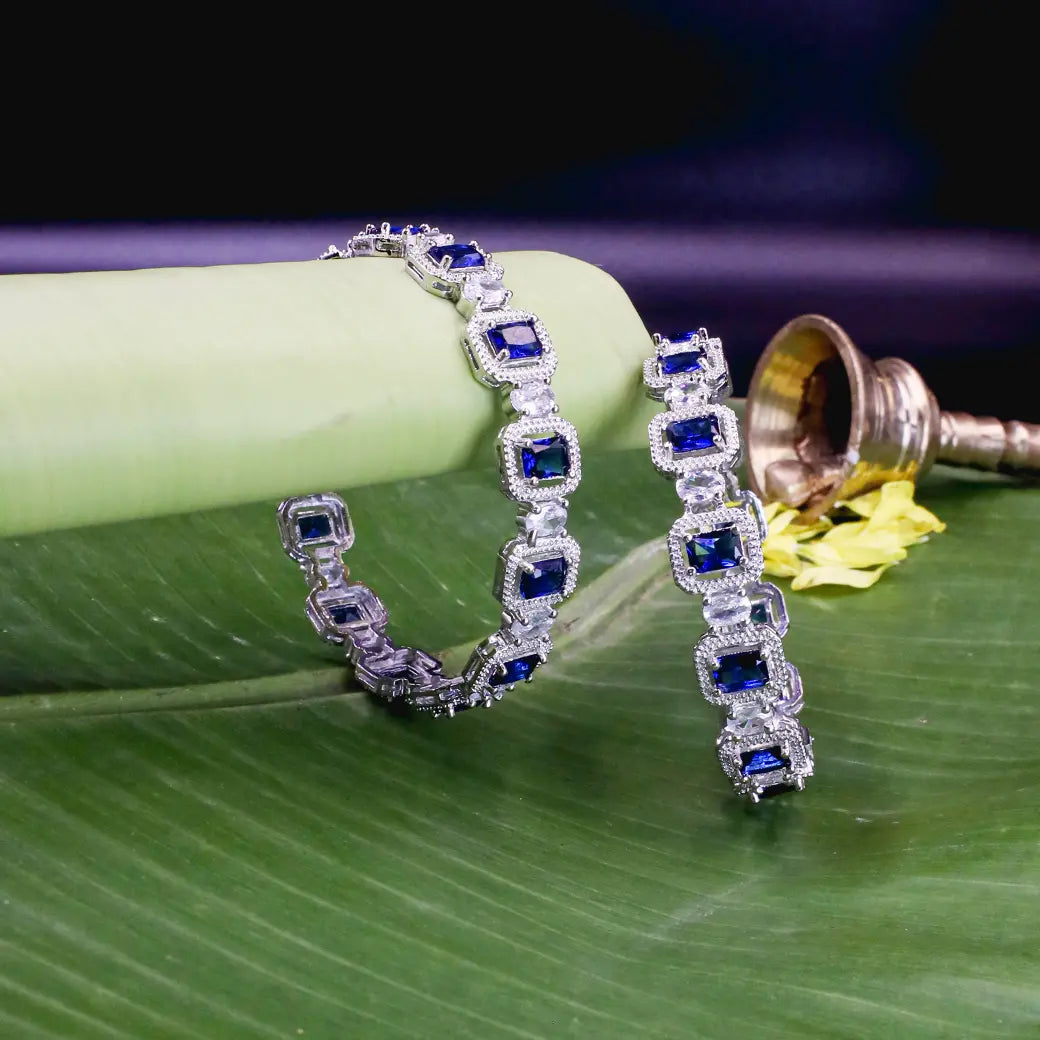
[{"left": 745, "top": 314, "right": 1040, "bottom": 520}]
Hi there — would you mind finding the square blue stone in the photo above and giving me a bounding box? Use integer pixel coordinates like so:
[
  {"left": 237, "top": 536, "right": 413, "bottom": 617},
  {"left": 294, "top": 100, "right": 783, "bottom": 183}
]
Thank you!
[
  {"left": 739, "top": 745, "right": 790, "bottom": 777},
  {"left": 427, "top": 242, "right": 485, "bottom": 270},
  {"left": 659, "top": 349, "right": 705, "bottom": 376},
  {"left": 520, "top": 435, "right": 570, "bottom": 480},
  {"left": 666, "top": 415, "right": 720, "bottom": 455},
  {"left": 328, "top": 604, "right": 363, "bottom": 626},
  {"left": 669, "top": 330, "right": 698, "bottom": 343},
  {"left": 490, "top": 654, "right": 540, "bottom": 687},
  {"left": 297, "top": 514, "right": 332, "bottom": 541},
  {"left": 519, "top": 556, "right": 567, "bottom": 599},
  {"left": 713, "top": 650, "right": 770, "bottom": 694},
  {"left": 487, "top": 320, "right": 543, "bottom": 360},
  {"left": 750, "top": 600, "right": 769, "bottom": 624},
  {"left": 686, "top": 526, "right": 743, "bottom": 574}
]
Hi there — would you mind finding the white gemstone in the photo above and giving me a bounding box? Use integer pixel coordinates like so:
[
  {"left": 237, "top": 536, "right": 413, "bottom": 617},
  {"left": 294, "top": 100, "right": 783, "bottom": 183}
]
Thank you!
[
  {"left": 725, "top": 702, "right": 772, "bottom": 735},
  {"left": 702, "top": 589, "right": 752, "bottom": 628},
  {"left": 508, "top": 613, "right": 554, "bottom": 640},
  {"left": 510, "top": 382, "right": 556, "bottom": 416},
  {"left": 664, "top": 383, "right": 708, "bottom": 409},
  {"left": 462, "top": 276, "right": 508, "bottom": 310},
  {"left": 675, "top": 471, "right": 727, "bottom": 508},
  {"left": 523, "top": 501, "right": 568, "bottom": 539}
]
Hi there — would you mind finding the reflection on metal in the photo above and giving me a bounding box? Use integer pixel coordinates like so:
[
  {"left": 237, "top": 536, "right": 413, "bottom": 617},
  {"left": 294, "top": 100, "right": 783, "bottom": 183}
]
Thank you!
[{"left": 745, "top": 314, "right": 1040, "bottom": 520}]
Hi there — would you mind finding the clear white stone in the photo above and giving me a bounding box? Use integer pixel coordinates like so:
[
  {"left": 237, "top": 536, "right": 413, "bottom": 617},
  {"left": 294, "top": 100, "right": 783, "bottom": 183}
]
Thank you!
[
  {"left": 725, "top": 702, "right": 773, "bottom": 736},
  {"left": 702, "top": 589, "right": 752, "bottom": 628},
  {"left": 461, "top": 276, "right": 509, "bottom": 310},
  {"left": 507, "top": 613, "right": 554, "bottom": 641},
  {"left": 664, "top": 383, "right": 708, "bottom": 409},
  {"left": 510, "top": 382, "right": 556, "bottom": 417},
  {"left": 523, "top": 500, "right": 568, "bottom": 539},
  {"left": 675, "top": 471, "right": 727, "bottom": 508}
]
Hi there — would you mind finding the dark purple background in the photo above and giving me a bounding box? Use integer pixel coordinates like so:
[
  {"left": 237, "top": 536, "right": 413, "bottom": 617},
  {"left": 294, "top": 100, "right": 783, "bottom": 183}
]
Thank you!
[{"left": 4, "top": 1, "right": 1037, "bottom": 418}]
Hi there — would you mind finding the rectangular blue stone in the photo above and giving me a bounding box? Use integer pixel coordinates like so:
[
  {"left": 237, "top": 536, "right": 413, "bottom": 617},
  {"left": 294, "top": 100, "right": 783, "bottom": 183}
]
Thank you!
[
  {"left": 519, "top": 556, "right": 567, "bottom": 599},
  {"left": 488, "top": 320, "right": 543, "bottom": 360},
  {"left": 490, "top": 654, "right": 540, "bottom": 687},
  {"left": 713, "top": 650, "right": 770, "bottom": 694},
  {"left": 665, "top": 415, "right": 720, "bottom": 455},
  {"left": 521, "top": 436, "right": 570, "bottom": 480},
  {"left": 427, "top": 242, "right": 485, "bottom": 270},
  {"left": 297, "top": 514, "right": 332, "bottom": 541},
  {"left": 659, "top": 349, "right": 704, "bottom": 376},
  {"left": 686, "top": 526, "right": 743, "bottom": 574},
  {"left": 329, "top": 604, "right": 363, "bottom": 626},
  {"left": 740, "top": 745, "right": 789, "bottom": 776}
]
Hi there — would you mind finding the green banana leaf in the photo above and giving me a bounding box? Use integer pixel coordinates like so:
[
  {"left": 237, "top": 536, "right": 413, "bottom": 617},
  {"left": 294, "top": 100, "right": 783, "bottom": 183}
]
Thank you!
[{"left": 1, "top": 447, "right": 1037, "bottom": 1039}]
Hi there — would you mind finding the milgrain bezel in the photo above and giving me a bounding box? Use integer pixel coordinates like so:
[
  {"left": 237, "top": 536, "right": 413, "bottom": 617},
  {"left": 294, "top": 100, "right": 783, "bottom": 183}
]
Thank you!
[
  {"left": 694, "top": 623, "right": 788, "bottom": 707},
  {"left": 642, "top": 330, "right": 730, "bottom": 397},
  {"left": 305, "top": 583, "right": 388, "bottom": 644},
  {"left": 716, "top": 716, "right": 814, "bottom": 801},
  {"left": 405, "top": 231, "right": 504, "bottom": 299},
  {"left": 463, "top": 306, "right": 558, "bottom": 387},
  {"left": 498, "top": 416, "right": 582, "bottom": 503},
  {"left": 668, "top": 504, "right": 763, "bottom": 595},
  {"left": 277, "top": 493, "right": 355, "bottom": 568},
  {"left": 494, "top": 535, "right": 581, "bottom": 622},
  {"left": 462, "top": 634, "right": 553, "bottom": 705},
  {"left": 648, "top": 402, "right": 741, "bottom": 477}
]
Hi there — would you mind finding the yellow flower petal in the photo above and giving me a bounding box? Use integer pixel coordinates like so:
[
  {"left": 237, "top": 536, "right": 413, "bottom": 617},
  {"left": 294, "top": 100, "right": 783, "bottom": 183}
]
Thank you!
[
  {"left": 800, "top": 540, "right": 907, "bottom": 569},
  {"left": 790, "top": 563, "right": 893, "bottom": 590},
  {"left": 767, "top": 507, "right": 801, "bottom": 537}
]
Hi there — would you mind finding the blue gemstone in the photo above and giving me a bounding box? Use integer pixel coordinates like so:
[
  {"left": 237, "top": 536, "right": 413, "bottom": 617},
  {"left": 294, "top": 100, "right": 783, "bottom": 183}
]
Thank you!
[
  {"left": 488, "top": 320, "right": 543, "bottom": 360},
  {"left": 713, "top": 650, "right": 770, "bottom": 694},
  {"left": 670, "top": 330, "right": 698, "bottom": 343},
  {"left": 387, "top": 224, "right": 407, "bottom": 234},
  {"left": 758, "top": 782, "right": 798, "bottom": 799},
  {"left": 750, "top": 601, "right": 769, "bottom": 624},
  {"left": 490, "top": 654, "right": 541, "bottom": 687},
  {"left": 666, "top": 415, "right": 720, "bottom": 455},
  {"left": 659, "top": 349, "right": 705, "bottom": 375},
  {"left": 329, "top": 604, "right": 363, "bottom": 626},
  {"left": 521, "top": 436, "right": 570, "bottom": 480},
  {"left": 427, "top": 242, "right": 485, "bottom": 270},
  {"left": 519, "top": 556, "right": 567, "bottom": 599},
  {"left": 686, "top": 526, "right": 743, "bottom": 574},
  {"left": 739, "top": 746, "right": 790, "bottom": 776},
  {"left": 297, "top": 514, "right": 332, "bottom": 541}
]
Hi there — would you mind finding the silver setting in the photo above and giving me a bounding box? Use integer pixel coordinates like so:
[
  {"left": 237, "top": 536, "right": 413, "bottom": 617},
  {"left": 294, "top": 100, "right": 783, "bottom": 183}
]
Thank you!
[
  {"left": 667, "top": 504, "right": 764, "bottom": 595},
  {"left": 494, "top": 535, "right": 580, "bottom": 623},
  {"left": 643, "top": 329, "right": 731, "bottom": 401},
  {"left": 463, "top": 634, "right": 552, "bottom": 706},
  {"left": 694, "top": 623, "right": 788, "bottom": 707},
  {"left": 716, "top": 716, "right": 814, "bottom": 802},
  {"left": 462, "top": 307, "right": 558, "bottom": 388},
  {"left": 405, "top": 231, "right": 504, "bottom": 301},
  {"left": 648, "top": 402, "right": 741, "bottom": 477},
  {"left": 498, "top": 416, "right": 582, "bottom": 503},
  {"left": 278, "top": 224, "right": 580, "bottom": 719}
]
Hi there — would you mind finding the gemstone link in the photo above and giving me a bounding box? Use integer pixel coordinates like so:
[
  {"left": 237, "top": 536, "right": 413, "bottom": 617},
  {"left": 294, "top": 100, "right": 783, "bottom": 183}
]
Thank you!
[
  {"left": 739, "top": 745, "right": 789, "bottom": 776},
  {"left": 675, "top": 471, "right": 727, "bottom": 508},
  {"left": 298, "top": 514, "right": 332, "bottom": 541},
  {"left": 519, "top": 556, "right": 567, "bottom": 599},
  {"left": 714, "top": 649, "right": 770, "bottom": 693},
  {"left": 488, "top": 320, "right": 543, "bottom": 360},
  {"left": 491, "top": 654, "right": 541, "bottom": 686},
  {"left": 686, "top": 526, "right": 743, "bottom": 574},
  {"left": 427, "top": 242, "right": 485, "bottom": 270},
  {"left": 703, "top": 589, "right": 752, "bottom": 628},
  {"left": 665, "top": 415, "right": 720, "bottom": 455},
  {"left": 510, "top": 383, "right": 556, "bottom": 417},
  {"left": 521, "top": 436, "right": 570, "bottom": 480}
]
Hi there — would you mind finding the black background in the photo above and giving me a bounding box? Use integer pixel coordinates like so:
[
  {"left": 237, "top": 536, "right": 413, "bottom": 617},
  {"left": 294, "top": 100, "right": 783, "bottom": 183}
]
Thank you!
[{"left": 3, "top": 1, "right": 1037, "bottom": 415}]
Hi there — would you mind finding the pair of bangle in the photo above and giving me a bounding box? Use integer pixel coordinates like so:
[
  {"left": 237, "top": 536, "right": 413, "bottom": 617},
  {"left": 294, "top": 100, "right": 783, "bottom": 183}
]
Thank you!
[{"left": 277, "top": 223, "right": 813, "bottom": 802}]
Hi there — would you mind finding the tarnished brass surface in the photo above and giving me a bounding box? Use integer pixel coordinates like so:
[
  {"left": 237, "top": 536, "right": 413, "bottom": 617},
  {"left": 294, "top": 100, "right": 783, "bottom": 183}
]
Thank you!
[{"left": 745, "top": 314, "right": 1039, "bottom": 520}]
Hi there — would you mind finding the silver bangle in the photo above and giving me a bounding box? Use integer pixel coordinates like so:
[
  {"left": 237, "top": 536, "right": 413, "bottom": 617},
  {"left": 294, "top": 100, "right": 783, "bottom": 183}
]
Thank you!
[
  {"left": 643, "top": 328, "right": 814, "bottom": 800},
  {"left": 278, "top": 223, "right": 582, "bottom": 717}
]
